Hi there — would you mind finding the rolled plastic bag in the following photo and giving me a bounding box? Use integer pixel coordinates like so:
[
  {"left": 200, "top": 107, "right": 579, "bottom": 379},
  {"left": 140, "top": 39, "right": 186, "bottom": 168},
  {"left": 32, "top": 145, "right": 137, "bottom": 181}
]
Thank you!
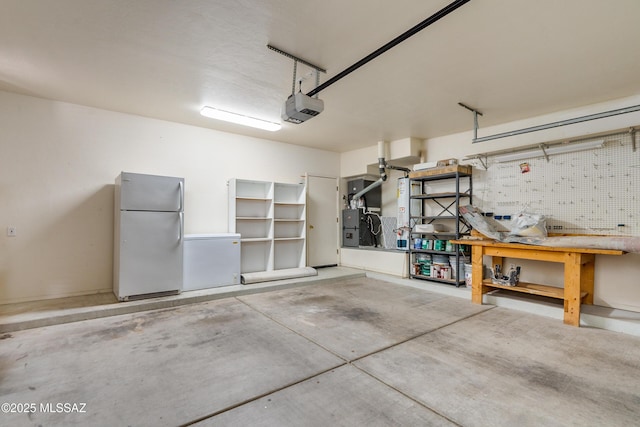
[{"left": 509, "top": 209, "right": 547, "bottom": 238}]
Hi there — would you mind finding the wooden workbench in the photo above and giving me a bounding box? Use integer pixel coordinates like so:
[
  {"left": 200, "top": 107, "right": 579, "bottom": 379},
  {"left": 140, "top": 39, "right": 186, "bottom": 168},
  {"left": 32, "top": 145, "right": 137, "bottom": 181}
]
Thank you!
[{"left": 451, "top": 238, "right": 625, "bottom": 326}]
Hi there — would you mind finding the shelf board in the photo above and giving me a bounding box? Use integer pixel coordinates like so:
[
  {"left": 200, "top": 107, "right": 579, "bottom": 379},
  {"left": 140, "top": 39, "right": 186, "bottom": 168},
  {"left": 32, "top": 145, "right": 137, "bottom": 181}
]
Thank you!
[
  {"left": 237, "top": 217, "right": 271, "bottom": 221},
  {"left": 411, "top": 274, "right": 465, "bottom": 285},
  {"left": 236, "top": 197, "right": 271, "bottom": 202},
  {"left": 411, "top": 192, "right": 471, "bottom": 200},
  {"left": 410, "top": 232, "right": 459, "bottom": 236},
  {"left": 410, "top": 249, "right": 465, "bottom": 255},
  {"left": 274, "top": 202, "right": 304, "bottom": 206},
  {"left": 274, "top": 218, "right": 304, "bottom": 222},
  {"left": 274, "top": 237, "right": 305, "bottom": 241},
  {"left": 240, "top": 237, "right": 272, "bottom": 243},
  {"left": 482, "top": 279, "right": 587, "bottom": 300},
  {"left": 411, "top": 216, "right": 457, "bottom": 220},
  {"left": 409, "top": 165, "right": 473, "bottom": 180}
]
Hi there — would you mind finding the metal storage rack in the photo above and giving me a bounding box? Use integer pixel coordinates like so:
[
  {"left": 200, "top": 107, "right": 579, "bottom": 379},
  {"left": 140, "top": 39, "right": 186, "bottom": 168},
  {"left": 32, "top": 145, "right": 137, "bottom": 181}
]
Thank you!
[{"left": 408, "top": 165, "right": 473, "bottom": 286}]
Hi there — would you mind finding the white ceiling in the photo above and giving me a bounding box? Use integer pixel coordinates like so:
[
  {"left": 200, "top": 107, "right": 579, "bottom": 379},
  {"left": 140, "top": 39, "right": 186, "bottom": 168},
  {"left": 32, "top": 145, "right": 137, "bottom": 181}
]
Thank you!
[{"left": 2, "top": 0, "right": 640, "bottom": 152}]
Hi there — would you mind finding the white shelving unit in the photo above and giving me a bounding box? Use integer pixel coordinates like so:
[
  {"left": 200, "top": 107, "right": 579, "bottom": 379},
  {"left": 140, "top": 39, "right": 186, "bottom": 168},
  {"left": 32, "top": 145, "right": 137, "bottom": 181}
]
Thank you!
[
  {"left": 229, "top": 179, "right": 306, "bottom": 275},
  {"left": 274, "top": 182, "right": 306, "bottom": 270}
]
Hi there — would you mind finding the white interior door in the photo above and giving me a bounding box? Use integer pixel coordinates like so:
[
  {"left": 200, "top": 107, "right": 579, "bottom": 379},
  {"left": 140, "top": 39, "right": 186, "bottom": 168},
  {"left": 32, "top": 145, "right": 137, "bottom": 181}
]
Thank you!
[{"left": 306, "top": 174, "right": 338, "bottom": 267}]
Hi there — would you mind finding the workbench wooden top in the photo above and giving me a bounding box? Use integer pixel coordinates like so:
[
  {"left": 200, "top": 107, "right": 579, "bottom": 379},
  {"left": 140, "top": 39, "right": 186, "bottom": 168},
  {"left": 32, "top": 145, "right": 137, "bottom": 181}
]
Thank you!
[{"left": 450, "top": 238, "right": 625, "bottom": 256}]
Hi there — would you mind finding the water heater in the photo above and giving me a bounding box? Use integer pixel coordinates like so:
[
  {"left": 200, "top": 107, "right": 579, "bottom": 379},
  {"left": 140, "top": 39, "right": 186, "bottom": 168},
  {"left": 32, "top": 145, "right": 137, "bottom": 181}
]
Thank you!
[
  {"left": 397, "top": 177, "right": 421, "bottom": 249},
  {"left": 397, "top": 177, "right": 410, "bottom": 249}
]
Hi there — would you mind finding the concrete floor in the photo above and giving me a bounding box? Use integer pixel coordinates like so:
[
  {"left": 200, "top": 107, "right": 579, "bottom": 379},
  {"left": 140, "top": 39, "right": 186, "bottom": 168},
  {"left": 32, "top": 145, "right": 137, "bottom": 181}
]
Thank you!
[
  {"left": 0, "top": 267, "right": 365, "bottom": 333},
  {"left": 1, "top": 273, "right": 640, "bottom": 426}
]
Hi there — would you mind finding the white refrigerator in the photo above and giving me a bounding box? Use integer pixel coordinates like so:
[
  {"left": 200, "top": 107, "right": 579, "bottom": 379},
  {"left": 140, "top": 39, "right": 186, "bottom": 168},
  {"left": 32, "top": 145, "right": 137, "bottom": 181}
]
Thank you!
[{"left": 114, "top": 172, "right": 184, "bottom": 301}]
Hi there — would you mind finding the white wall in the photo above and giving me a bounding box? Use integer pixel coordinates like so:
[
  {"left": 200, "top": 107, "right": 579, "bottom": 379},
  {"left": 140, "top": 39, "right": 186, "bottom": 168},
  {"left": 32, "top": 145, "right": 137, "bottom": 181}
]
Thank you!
[
  {"left": 340, "top": 95, "right": 640, "bottom": 312},
  {"left": 0, "top": 91, "right": 339, "bottom": 304}
]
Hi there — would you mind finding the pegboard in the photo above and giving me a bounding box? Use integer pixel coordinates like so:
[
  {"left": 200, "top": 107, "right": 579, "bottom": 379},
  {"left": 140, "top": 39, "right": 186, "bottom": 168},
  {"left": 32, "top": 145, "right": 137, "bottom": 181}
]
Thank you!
[{"left": 472, "top": 132, "right": 640, "bottom": 236}]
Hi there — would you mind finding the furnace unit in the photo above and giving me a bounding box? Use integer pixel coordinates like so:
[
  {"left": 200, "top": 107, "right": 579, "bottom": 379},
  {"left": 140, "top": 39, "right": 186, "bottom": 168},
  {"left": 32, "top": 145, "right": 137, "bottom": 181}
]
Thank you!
[{"left": 342, "top": 178, "right": 384, "bottom": 248}]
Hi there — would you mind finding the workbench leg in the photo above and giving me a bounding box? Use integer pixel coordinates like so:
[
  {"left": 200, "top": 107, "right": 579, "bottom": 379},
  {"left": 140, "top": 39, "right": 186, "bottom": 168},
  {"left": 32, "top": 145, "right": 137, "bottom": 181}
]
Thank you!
[
  {"left": 581, "top": 254, "right": 595, "bottom": 305},
  {"left": 563, "top": 253, "right": 582, "bottom": 327},
  {"left": 471, "top": 247, "right": 485, "bottom": 304}
]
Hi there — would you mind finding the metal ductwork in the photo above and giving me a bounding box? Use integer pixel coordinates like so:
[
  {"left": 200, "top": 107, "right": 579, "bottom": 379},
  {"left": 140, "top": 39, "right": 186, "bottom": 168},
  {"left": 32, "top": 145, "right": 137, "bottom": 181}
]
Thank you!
[
  {"left": 350, "top": 141, "right": 412, "bottom": 204},
  {"left": 351, "top": 142, "right": 388, "bottom": 204}
]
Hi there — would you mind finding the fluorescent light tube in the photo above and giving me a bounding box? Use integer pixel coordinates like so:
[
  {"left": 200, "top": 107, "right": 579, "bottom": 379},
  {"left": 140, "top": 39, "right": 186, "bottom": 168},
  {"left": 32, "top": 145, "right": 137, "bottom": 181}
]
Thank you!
[
  {"left": 200, "top": 106, "right": 281, "bottom": 131},
  {"left": 544, "top": 139, "right": 604, "bottom": 155},
  {"left": 493, "top": 139, "right": 604, "bottom": 163},
  {"left": 493, "top": 148, "right": 541, "bottom": 163}
]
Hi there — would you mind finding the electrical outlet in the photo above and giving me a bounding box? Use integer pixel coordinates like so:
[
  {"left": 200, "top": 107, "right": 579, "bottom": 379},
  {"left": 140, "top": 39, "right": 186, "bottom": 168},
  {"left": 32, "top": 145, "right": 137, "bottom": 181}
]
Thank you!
[{"left": 7, "top": 226, "right": 17, "bottom": 237}]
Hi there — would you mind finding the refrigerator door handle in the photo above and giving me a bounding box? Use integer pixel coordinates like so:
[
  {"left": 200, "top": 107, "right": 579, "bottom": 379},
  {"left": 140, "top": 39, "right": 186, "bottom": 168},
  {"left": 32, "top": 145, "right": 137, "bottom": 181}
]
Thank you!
[
  {"left": 178, "top": 181, "right": 184, "bottom": 212},
  {"left": 178, "top": 212, "right": 183, "bottom": 243}
]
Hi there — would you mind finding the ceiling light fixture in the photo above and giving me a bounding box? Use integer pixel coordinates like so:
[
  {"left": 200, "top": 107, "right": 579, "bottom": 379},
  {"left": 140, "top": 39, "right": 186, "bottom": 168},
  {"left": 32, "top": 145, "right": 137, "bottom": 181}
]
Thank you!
[
  {"left": 493, "top": 139, "right": 605, "bottom": 163},
  {"left": 200, "top": 106, "right": 281, "bottom": 132}
]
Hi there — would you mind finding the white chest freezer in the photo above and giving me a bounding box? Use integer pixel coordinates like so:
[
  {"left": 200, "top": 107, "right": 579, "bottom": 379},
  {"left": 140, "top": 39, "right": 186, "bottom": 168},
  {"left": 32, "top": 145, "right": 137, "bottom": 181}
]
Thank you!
[{"left": 183, "top": 233, "right": 241, "bottom": 290}]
